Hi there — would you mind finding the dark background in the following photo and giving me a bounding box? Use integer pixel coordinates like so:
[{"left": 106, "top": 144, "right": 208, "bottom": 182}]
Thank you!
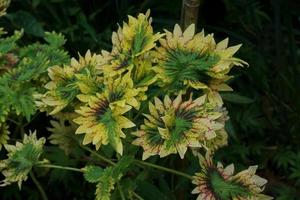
[{"left": 1, "top": 0, "right": 300, "bottom": 199}]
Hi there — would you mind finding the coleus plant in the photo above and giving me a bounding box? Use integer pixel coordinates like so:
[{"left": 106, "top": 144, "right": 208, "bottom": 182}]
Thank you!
[{"left": 0, "top": 2, "right": 272, "bottom": 199}]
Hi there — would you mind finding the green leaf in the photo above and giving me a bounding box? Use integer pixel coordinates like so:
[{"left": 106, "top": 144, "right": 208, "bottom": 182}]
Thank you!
[
  {"left": 95, "top": 172, "right": 115, "bottom": 200},
  {"left": 44, "top": 31, "right": 67, "bottom": 48},
  {"left": 7, "top": 11, "right": 44, "bottom": 37},
  {"left": 276, "top": 185, "right": 298, "bottom": 200},
  {"left": 111, "top": 155, "right": 134, "bottom": 179},
  {"left": 136, "top": 180, "right": 169, "bottom": 200},
  {"left": 48, "top": 119, "right": 77, "bottom": 155},
  {"left": 14, "top": 54, "right": 49, "bottom": 82},
  {"left": 210, "top": 170, "right": 250, "bottom": 199},
  {"left": 273, "top": 150, "right": 295, "bottom": 170},
  {"left": 221, "top": 93, "right": 254, "bottom": 104},
  {"left": 0, "top": 30, "right": 23, "bottom": 54},
  {"left": 10, "top": 87, "right": 36, "bottom": 121},
  {"left": 0, "top": 132, "right": 45, "bottom": 188},
  {"left": 83, "top": 165, "right": 104, "bottom": 183},
  {"left": 225, "top": 120, "right": 238, "bottom": 141},
  {"left": 77, "top": 13, "right": 98, "bottom": 42},
  {"left": 163, "top": 49, "right": 220, "bottom": 90},
  {"left": 19, "top": 43, "right": 69, "bottom": 66},
  {"left": 101, "top": 110, "right": 123, "bottom": 155},
  {"left": 89, "top": 156, "right": 134, "bottom": 200},
  {"left": 132, "top": 20, "right": 148, "bottom": 55}
]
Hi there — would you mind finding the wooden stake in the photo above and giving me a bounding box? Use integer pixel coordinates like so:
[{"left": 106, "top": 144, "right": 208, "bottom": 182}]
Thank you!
[{"left": 180, "top": 0, "right": 201, "bottom": 29}]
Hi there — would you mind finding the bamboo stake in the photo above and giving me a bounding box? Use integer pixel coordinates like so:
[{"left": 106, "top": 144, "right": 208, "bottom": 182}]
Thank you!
[
  {"left": 179, "top": 5, "right": 201, "bottom": 199},
  {"left": 180, "top": 0, "right": 201, "bottom": 29}
]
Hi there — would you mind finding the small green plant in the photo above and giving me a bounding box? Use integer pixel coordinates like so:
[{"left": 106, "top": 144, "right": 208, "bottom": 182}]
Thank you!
[{"left": 0, "top": 3, "right": 272, "bottom": 200}]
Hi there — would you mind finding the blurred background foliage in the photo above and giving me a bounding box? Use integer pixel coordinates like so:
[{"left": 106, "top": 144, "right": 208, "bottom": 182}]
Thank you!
[{"left": 0, "top": 0, "right": 299, "bottom": 199}]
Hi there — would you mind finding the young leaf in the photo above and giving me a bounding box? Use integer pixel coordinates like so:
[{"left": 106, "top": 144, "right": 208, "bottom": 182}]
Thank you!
[
  {"left": 86, "top": 155, "right": 134, "bottom": 200},
  {"left": 83, "top": 165, "right": 104, "bottom": 183},
  {"left": 44, "top": 31, "right": 67, "bottom": 48}
]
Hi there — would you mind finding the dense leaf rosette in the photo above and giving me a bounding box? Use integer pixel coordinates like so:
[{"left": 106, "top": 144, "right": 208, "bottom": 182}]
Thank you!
[
  {"left": 74, "top": 89, "right": 135, "bottom": 155},
  {"left": 39, "top": 64, "right": 80, "bottom": 114},
  {"left": 155, "top": 24, "right": 248, "bottom": 106},
  {"left": 77, "top": 73, "right": 139, "bottom": 110},
  {"left": 111, "top": 10, "right": 163, "bottom": 59},
  {"left": 99, "top": 51, "right": 158, "bottom": 102},
  {"left": 101, "top": 10, "right": 162, "bottom": 77},
  {"left": 0, "top": 131, "right": 46, "bottom": 188},
  {"left": 133, "top": 94, "right": 225, "bottom": 160},
  {"left": 38, "top": 50, "right": 102, "bottom": 114},
  {"left": 73, "top": 51, "right": 104, "bottom": 97},
  {"left": 192, "top": 154, "right": 273, "bottom": 200},
  {"left": 15, "top": 10, "right": 272, "bottom": 200},
  {"left": 98, "top": 11, "right": 162, "bottom": 101}
]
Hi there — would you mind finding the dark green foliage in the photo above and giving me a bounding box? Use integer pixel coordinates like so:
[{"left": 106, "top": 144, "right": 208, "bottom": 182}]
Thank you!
[
  {"left": 6, "top": 10, "right": 44, "bottom": 37},
  {"left": 0, "top": 0, "right": 299, "bottom": 199},
  {"left": 0, "top": 30, "right": 69, "bottom": 121},
  {"left": 206, "top": 0, "right": 299, "bottom": 198},
  {"left": 83, "top": 156, "right": 134, "bottom": 199},
  {"left": 0, "top": 30, "right": 22, "bottom": 54}
]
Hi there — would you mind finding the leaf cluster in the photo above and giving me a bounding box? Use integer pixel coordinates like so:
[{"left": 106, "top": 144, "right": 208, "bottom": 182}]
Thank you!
[{"left": 1, "top": 0, "right": 299, "bottom": 199}]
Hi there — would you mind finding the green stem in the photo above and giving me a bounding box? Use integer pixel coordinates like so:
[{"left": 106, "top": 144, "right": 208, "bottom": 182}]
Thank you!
[
  {"left": 80, "top": 145, "right": 116, "bottom": 166},
  {"left": 135, "top": 160, "right": 193, "bottom": 180},
  {"left": 79, "top": 145, "right": 193, "bottom": 180},
  {"left": 29, "top": 171, "right": 48, "bottom": 200},
  {"left": 23, "top": 112, "right": 40, "bottom": 128},
  {"left": 36, "top": 164, "right": 83, "bottom": 173},
  {"left": 20, "top": 125, "right": 25, "bottom": 138},
  {"left": 117, "top": 183, "right": 126, "bottom": 200},
  {"left": 7, "top": 118, "right": 18, "bottom": 124},
  {"left": 131, "top": 191, "right": 144, "bottom": 200}
]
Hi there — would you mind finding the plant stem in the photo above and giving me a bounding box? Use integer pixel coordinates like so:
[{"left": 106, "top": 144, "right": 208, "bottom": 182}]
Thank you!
[
  {"left": 135, "top": 160, "right": 193, "bottom": 180},
  {"left": 80, "top": 145, "right": 116, "bottom": 166},
  {"left": 117, "top": 183, "right": 126, "bottom": 200},
  {"left": 36, "top": 164, "right": 83, "bottom": 173},
  {"left": 79, "top": 145, "right": 193, "bottom": 180},
  {"left": 30, "top": 171, "right": 48, "bottom": 200},
  {"left": 7, "top": 118, "right": 18, "bottom": 124},
  {"left": 131, "top": 191, "right": 144, "bottom": 200}
]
